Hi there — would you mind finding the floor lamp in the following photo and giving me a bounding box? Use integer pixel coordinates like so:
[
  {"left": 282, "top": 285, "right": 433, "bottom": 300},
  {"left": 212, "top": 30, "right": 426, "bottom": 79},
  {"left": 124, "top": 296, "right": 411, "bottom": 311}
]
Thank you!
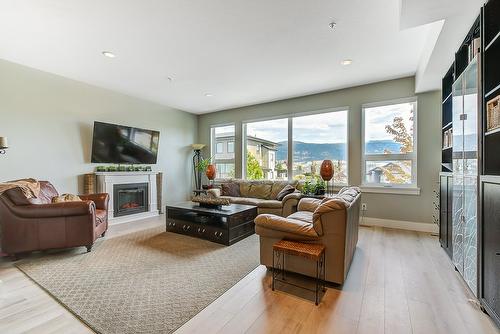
[{"left": 191, "top": 144, "right": 205, "bottom": 191}]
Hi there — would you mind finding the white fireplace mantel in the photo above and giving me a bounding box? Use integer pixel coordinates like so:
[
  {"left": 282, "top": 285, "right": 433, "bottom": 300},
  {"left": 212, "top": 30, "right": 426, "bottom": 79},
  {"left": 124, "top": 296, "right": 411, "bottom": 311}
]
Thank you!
[{"left": 95, "top": 171, "right": 159, "bottom": 225}]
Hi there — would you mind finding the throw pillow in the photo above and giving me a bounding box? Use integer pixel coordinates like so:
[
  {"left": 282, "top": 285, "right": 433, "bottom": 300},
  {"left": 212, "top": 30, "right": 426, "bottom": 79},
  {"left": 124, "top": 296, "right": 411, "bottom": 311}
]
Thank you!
[
  {"left": 276, "top": 184, "right": 296, "bottom": 201},
  {"left": 52, "top": 194, "right": 82, "bottom": 203},
  {"left": 248, "top": 183, "right": 273, "bottom": 199},
  {"left": 221, "top": 183, "right": 240, "bottom": 197}
]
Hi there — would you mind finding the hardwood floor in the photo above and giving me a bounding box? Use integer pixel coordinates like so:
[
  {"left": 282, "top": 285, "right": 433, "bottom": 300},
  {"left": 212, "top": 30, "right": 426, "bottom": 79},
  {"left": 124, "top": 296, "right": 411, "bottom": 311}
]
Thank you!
[{"left": 0, "top": 216, "right": 498, "bottom": 334}]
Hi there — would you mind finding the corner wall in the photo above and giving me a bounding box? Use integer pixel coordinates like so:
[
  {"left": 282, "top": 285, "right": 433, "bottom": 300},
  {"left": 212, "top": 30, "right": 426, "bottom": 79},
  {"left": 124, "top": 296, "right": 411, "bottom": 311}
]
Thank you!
[
  {"left": 0, "top": 59, "right": 197, "bottom": 204},
  {"left": 197, "top": 77, "right": 441, "bottom": 225}
]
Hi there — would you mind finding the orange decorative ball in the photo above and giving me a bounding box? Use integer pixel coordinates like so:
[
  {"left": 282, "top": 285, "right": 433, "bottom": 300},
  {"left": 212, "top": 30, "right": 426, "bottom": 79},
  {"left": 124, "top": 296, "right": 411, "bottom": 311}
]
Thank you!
[
  {"left": 206, "top": 164, "right": 216, "bottom": 180},
  {"left": 320, "top": 160, "right": 334, "bottom": 181}
]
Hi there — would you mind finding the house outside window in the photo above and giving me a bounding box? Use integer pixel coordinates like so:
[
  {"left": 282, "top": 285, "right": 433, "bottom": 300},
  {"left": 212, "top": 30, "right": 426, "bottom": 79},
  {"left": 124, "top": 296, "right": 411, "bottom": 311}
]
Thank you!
[
  {"left": 362, "top": 97, "right": 418, "bottom": 193},
  {"left": 211, "top": 125, "right": 235, "bottom": 179},
  {"left": 242, "top": 108, "right": 349, "bottom": 184}
]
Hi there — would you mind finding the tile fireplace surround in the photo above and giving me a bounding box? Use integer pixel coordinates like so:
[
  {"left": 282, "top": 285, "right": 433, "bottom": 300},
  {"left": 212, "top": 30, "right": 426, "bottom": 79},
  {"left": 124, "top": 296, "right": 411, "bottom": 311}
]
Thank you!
[{"left": 95, "top": 171, "right": 159, "bottom": 225}]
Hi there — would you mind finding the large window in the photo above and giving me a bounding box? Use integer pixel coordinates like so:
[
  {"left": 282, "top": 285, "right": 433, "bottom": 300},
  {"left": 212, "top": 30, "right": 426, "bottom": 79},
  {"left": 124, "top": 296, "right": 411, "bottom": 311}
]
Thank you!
[
  {"left": 362, "top": 98, "right": 417, "bottom": 188},
  {"left": 244, "top": 118, "right": 288, "bottom": 180},
  {"left": 242, "top": 108, "right": 349, "bottom": 184},
  {"left": 211, "top": 124, "right": 235, "bottom": 179},
  {"left": 292, "top": 110, "right": 348, "bottom": 184}
]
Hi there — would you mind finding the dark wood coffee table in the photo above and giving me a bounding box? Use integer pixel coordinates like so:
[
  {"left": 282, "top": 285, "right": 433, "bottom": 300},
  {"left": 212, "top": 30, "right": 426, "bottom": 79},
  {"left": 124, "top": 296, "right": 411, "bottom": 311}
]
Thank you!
[{"left": 165, "top": 202, "right": 258, "bottom": 245}]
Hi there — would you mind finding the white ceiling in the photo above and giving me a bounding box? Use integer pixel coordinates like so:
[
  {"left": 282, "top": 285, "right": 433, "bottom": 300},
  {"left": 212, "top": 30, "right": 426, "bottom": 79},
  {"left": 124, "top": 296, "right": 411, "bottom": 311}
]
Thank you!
[{"left": 0, "top": 0, "right": 484, "bottom": 114}]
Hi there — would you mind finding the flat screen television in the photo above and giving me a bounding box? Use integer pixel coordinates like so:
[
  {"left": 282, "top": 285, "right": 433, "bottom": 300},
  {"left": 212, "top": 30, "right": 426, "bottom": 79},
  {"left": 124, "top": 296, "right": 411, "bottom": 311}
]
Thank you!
[{"left": 91, "top": 121, "right": 160, "bottom": 164}]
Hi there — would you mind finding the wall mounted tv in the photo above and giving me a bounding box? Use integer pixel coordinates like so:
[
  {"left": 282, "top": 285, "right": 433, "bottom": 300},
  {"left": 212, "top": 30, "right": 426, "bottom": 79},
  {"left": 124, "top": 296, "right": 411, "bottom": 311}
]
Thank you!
[{"left": 91, "top": 121, "right": 160, "bottom": 164}]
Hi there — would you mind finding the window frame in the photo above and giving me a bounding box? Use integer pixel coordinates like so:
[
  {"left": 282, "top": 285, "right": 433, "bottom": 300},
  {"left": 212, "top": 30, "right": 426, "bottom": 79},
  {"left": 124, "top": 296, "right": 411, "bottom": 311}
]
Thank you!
[
  {"left": 241, "top": 106, "right": 350, "bottom": 185},
  {"left": 210, "top": 123, "right": 236, "bottom": 180},
  {"left": 361, "top": 97, "right": 419, "bottom": 194}
]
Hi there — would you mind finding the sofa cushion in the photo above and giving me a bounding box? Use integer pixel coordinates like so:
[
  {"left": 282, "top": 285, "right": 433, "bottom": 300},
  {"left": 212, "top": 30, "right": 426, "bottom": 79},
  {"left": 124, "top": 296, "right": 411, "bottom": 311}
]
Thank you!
[
  {"left": 297, "top": 197, "right": 324, "bottom": 212},
  {"left": 257, "top": 200, "right": 282, "bottom": 209},
  {"left": 221, "top": 183, "right": 240, "bottom": 197},
  {"left": 222, "top": 196, "right": 262, "bottom": 206},
  {"left": 257, "top": 207, "right": 282, "bottom": 216},
  {"left": 248, "top": 183, "right": 273, "bottom": 199},
  {"left": 254, "top": 214, "right": 318, "bottom": 238},
  {"left": 239, "top": 182, "right": 252, "bottom": 197},
  {"left": 5, "top": 181, "right": 58, "bottom": 205},
  {"left": 276, "top": 184, "right": 295, "bottom": 201},
  {"left": 287, "top": 211, "right": 313, "bottom": 223}
]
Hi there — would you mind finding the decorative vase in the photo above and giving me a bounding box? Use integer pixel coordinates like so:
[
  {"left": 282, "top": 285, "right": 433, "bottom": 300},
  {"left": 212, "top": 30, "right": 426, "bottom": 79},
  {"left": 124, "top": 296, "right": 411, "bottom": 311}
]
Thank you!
[
  {"left": 320, "top": 160, "right": 334, "bottom": 181},
  {"left": 206, "top": 164, "right": 216, "bottom": 181}
]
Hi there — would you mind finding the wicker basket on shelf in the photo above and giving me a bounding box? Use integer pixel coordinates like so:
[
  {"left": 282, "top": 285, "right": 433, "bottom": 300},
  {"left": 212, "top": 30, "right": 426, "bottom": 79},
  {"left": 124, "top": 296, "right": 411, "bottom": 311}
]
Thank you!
[{"left": 487, "top": 95, "right": 500, "bottom": 132}]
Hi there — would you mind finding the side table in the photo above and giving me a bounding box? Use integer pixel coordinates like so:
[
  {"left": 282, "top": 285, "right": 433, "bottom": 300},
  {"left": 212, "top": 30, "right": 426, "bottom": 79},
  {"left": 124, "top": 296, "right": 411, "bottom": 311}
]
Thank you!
[{"left": 272, "top": 239, "right": 326, "bottom": 305}]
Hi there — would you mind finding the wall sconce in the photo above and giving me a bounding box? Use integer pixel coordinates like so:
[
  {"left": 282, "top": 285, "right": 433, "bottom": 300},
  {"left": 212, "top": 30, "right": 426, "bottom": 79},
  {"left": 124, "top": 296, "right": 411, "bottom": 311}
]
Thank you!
[{"left": 0, "top": 137, "right": 8, "bottom": 154}]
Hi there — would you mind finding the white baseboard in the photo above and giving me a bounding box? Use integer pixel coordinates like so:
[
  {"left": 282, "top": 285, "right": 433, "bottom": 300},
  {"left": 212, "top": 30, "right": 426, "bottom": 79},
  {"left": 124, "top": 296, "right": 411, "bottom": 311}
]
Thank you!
[{"left": 359, "top": 216, "right": 438, "bottom": 233}]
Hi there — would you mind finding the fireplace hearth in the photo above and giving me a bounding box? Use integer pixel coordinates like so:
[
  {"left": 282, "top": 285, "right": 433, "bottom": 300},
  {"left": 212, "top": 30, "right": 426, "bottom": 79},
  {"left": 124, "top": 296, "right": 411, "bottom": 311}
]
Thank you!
[{"left": 113, "top": 183, "right": 149, "bottom": 217}]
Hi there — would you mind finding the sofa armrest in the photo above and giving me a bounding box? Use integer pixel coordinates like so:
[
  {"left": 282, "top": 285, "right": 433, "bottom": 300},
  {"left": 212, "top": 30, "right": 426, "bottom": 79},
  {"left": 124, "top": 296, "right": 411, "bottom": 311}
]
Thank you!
[
  {"left": 9, "top": 200, "right": 95, "bottom": 218},
  {"left": 79, "top": 193, "right": 109, "bottom": 210},
  {"left": 281, "top": 191, "right": 301, "bottom": 217},
  {"left": 254, "top": 214, "right": 318, "bottom": 238}
]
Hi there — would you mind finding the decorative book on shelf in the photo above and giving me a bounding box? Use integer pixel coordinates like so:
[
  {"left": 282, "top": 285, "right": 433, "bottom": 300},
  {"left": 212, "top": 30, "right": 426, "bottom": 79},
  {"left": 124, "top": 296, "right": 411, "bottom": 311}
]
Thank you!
[{"left": 487, "top": 94, "right": 500, "bottom": 132}]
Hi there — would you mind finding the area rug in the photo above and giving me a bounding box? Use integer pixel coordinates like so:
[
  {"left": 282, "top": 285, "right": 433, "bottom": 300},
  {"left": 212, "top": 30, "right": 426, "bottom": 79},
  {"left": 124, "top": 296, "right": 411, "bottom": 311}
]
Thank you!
[{"left": 15, "top": 227, "right": 260, "bottom": 334}]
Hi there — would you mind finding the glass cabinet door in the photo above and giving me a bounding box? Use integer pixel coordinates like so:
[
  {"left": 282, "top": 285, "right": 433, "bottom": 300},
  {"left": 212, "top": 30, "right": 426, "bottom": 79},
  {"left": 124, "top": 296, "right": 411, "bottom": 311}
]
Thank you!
[
  {"left": 452, "top": 75, "right": 465, "bottom": 274},
  {"left": 462, "top": 58, "right": 478, "bottom": 295}
]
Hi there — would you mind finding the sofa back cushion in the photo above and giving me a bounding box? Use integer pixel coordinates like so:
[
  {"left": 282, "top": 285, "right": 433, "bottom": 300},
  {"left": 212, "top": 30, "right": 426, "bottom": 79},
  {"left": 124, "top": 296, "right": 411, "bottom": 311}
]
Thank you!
[
  {"left": 5, "top": 181, "right": 59, "bottom": 205},
  {"left": 247, "top": 183, "right": 273, "bottom": 199}
]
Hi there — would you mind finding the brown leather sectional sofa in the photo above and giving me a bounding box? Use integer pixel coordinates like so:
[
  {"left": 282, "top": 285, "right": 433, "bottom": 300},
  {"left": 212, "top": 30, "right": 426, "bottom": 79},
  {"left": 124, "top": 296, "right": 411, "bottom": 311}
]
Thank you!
[
  {"left": 255, "top": 187, "right": 361, "bottom": 284},
  {"left": 210, "top": 179, "right": 302, "bottom": 217},
  {"left": 0, "top": 181, "right": 109, "bottom": 258}
]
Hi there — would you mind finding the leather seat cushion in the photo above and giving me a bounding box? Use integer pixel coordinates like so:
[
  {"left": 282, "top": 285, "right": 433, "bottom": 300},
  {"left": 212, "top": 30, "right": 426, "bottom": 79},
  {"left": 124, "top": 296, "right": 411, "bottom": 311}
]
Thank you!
[
  {"left": 257, "top": 200, "right": 282, "bottom": 208},
  {"left": 221, "top": 196, "right": 262, "bottom": 206},
  {"left": 287, "top": 211, "right": 313, "bottom": 223},
  {"left": 95, "top": 209, "right": 107, "bottom": 227}
]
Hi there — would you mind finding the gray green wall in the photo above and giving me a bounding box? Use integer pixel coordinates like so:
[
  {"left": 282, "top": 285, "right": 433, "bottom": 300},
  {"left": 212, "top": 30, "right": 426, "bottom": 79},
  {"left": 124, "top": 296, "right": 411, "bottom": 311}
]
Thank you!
[
  {"left": 0, "top": 59, "right": 197, "bottom": 203},
  {"left": 198, "top": 77, "right": 441, "bottom": 224}
]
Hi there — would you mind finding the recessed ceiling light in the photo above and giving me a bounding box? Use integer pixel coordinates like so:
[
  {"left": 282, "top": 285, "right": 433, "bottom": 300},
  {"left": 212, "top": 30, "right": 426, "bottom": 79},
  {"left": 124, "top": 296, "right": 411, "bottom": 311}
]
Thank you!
[
  {"left": 204, "top": 93, "right": 213, "bottom": 97},
  {"left": 102, "top": 51, "right": 116, "bottom": 58},
  {"left": 341, "top": 59, "right": 352, "bottom": 66}
]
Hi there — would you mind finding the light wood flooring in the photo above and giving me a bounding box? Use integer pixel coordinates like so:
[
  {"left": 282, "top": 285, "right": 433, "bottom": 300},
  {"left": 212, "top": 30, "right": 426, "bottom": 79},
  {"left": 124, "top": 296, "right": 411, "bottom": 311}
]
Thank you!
[{"left": 0, "top": 216, "right": 498, "bottom": 334}]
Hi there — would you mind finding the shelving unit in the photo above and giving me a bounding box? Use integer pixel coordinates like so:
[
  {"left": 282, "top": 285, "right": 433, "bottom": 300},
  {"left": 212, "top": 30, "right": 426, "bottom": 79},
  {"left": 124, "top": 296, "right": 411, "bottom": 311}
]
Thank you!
[
  {"left": 441, "top": 64, "right": 454, "bottom": 173},
  {"left": 480, "top": 0, "right": 500, "bottom": 327},
  {"left": 483, "top": 0, "right": 500, "bottom": 176}
]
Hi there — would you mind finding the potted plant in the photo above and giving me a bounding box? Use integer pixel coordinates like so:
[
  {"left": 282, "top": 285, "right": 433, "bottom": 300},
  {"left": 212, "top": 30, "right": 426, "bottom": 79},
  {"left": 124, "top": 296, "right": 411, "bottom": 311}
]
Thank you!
[
  {"left": 195, "top": 156, "right": 213, "bottom": 189},
  {"left": 302, "top": 180, "right": 313, "bottom": 195},
  {"left": 314, "top": 180, "right": 326, "bottom": 195}
]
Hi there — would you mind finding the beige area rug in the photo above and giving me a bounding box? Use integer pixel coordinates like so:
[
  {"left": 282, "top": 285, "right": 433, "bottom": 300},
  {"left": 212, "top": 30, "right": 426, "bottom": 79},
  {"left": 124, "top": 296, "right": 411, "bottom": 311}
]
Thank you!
[{"left": 16, "top": 227, "right": 260, "bottom": 334}]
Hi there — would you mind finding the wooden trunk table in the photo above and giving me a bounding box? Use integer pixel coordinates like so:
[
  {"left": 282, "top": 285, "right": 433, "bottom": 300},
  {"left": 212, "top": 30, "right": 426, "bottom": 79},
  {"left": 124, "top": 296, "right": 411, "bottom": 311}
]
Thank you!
[
  {"left": 165, "top": 202, "right": 257, "bottom": 245},
  {"left": 272, "top": 240, "right": 326, "bottom": 305}
]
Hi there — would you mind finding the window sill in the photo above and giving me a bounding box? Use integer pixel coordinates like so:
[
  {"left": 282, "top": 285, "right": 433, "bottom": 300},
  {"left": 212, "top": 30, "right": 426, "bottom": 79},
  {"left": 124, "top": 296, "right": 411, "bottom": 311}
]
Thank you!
[{"left": 360, "top": 186, "right": 420, "bottom": 196}]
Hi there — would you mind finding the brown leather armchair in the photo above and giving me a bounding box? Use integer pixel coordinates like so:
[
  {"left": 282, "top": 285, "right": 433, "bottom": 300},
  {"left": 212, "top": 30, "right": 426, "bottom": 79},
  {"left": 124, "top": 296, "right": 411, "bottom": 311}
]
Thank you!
[{"left": 0, "top": 181, "right": 109, "bottom": 258}]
